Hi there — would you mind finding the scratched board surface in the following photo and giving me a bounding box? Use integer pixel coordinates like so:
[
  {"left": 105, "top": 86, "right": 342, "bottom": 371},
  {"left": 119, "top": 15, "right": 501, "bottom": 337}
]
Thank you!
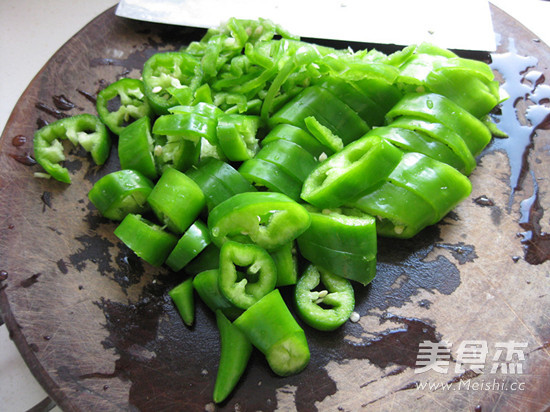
[{"left": 0, "top": 5, "right": 549, "bottom": 412}]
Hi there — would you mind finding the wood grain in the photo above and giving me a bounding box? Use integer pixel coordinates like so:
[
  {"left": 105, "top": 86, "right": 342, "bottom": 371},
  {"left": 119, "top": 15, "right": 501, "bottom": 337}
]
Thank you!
[{"left": 0, "top": 5, "right": 549, "bottom": 412}]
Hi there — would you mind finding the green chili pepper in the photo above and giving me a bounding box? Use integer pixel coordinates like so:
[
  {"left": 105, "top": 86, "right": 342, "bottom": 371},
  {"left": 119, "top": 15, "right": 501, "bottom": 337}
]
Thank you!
[
  {"left": 254, "top": 139, "right": 318, "bottom": 182},
  {"left": 301, "top": 135, "right": 403, "bottom": 208},
  {"left": 153, "top": 113, "right": 218, "bottom": 144},
  {"left": 166, "top": 220, "right": 212, "bottom": 272},
  {"left": 294, "top": 265, "right": 355, "bottom": 331},
  {"left": 233, "top": 289, "right": 310, "bottom": 376},
  {"left": 208, "top": 191, "right": 311, "bottom": 250},
  {"left": 238, "top": 158, "right": 302, "bottom": 201},
  {"left": 303, "top": 116, "right": 343, "bottom": 154},
  {"left": 118, "top": 116, "right": 158, "bottom": 180},
  {"left": 387, "top": 152, "right": 472, "bottom": 223},
  {"left": 169, "top": 278, "right": 195, "bottom": 326},
  {"left": 213, "top": 310, "right": 252, "bottom": 404},
  {"left": 114, "top": 213, "right": 178, "bottom": 266},
  {"left": 219, "top": 241, "right": 277, "bottom": 309},
  {"left": 271, "top": 241, "right": 298, "bottom": 287},
  {"left": 296, "top": 207, "right": 377, "bottom": 285},
  {"left": 142, "top": 51, "right": 201, "bottom": 114},
  {"left": 33, "top": 114, "right": 111, "bottom": 183},
  {"left": 350, "top": 180, "right": 437, "bottom": 238},
  {"left": 152, "top": 131, "right": 201, "bottom": 173},
  {"left": 186, "top": 158, "right": 256, "bottom": 211},
  {"left": 88, "top": 169, "right": 154, "bottom": 221},
  {"left": 192, "top": 269, "right": 243, "bottom": 320},
  {"left": 147, "top": 167, "right": 206, "bottom": 234},
  {"left": 96, "top": 78, "right": 151, "bottom": 135},
  {"left": 269, "top": 85, "right": 370, "bottom": 146},
  {"left": 386, "top": 93, "right": 492, "bottom": 157},
  {"left": 261, "top": 123, "right": 327, "bottom": 158},
  {"left": 217, "top": 113, "right": 261, "bottom": 161}
]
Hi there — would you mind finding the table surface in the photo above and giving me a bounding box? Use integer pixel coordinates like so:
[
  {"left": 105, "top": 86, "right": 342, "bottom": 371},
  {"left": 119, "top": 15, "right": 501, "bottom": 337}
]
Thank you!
[{"left": 1, "top": 1, "right": 549, "bottom": 410}]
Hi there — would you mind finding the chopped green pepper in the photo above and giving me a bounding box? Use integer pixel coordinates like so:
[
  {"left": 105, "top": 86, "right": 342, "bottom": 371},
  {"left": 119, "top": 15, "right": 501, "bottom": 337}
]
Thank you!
[
  {"left": 238, "top": 158, "right": 302, "bottom": 201},
  {"left": 301, "top": 135, "right": 403, "bottom": 208},
  {"left": 33, "top": 114, "right": 111, "bottom": 183},
  {"left": 261, "top": 123, "right": 326, "bottom": 158},
  {"left": 254, "top": 139, "right": 318, "bottom": 182},
  {"left": 213, "top": 310, "right": 252, "bottom": 404},
  {"left": 118, "top": 116, "right": 158, "bottom": 180},
  {"left": 114, "top": 213, "right": 178, "bottom": 266},
  {"left": 271, "top": 242, "right": 298, "bottom": 287},
  {"left": 96, "top": 78, "right": 151, "bottom": 135},
  {"left": 169, "top": 278, "right": 195, "bottom": 326},
  {"left": 294, "top": 265, "right": 355, "bottom": 331},
  {"left": 192, "top": 269, "right": 243, "bottom": 320},
  {"left": 88, "top": 169, "right": 154, "bottom": 221},
  {"left": 219, "top": 241, "right": 277, "bottom": 309},
  {"left": 208, "top": 191, "right": 311, "bottom": 250},
  {"left": 217, "top": 113, "right": 261, "bottom": 161},
  {"left": 147, "top": 168, "right": 206, "bottom": 234},
  {"left": 234, "top": 289, "right": 310, "bottom": 376},
  {"left": 166, "top": 220, "right": 212, "bottom": 272}
]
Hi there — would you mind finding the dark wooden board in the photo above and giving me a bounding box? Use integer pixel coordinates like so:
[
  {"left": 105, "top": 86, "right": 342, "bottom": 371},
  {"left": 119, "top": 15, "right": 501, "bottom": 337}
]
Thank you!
[{"left": 1, "top": 5, "right": 549, "bottom": 411}]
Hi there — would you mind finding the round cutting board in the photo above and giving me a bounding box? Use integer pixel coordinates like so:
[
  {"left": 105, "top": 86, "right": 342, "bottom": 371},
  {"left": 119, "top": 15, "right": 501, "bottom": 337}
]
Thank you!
[{"left": 1, "top": 5, "right": 549, "bottom": 411}]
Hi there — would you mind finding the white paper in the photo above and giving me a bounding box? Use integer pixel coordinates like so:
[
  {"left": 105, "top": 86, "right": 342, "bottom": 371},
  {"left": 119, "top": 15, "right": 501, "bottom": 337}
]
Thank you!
[{"left": 116, "top": 0, "right": 496, "bottom": 51}]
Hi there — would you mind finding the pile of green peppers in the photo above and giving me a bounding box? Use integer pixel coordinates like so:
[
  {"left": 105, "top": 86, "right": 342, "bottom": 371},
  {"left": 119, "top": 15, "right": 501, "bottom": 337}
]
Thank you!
[{"left": 32, "top": 18, "right": 504, "bottom": 403}]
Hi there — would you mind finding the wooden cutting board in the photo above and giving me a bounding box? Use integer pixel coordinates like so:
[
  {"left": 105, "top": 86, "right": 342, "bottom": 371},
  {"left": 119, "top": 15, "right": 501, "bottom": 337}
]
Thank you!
[{"left": 1, "top": 5, "right": 549, "bottom": 411}]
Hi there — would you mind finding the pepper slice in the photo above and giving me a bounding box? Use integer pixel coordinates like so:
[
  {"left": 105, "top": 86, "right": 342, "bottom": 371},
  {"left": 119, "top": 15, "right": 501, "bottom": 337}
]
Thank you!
[
  {"left": 387, "top": 152, "right": 472, "bottom": 223},
  {"left": 147, "top": 168, "right": 206, "bottom": 234},
  {"left": 238, "top": 158, "right": 302, "bottom": 201},
  {"left": 350, "top": 181, "right": 437, "bottom": 238},
  {"left": 208, "top": 191, "right": 311, "bottom": 250},
  {"left": 114, "top": 214, "right": 178, "bottom": 266},
  {"left": 193, "top": 269, "right": 243, "bottom": 320},
  {"left": 386, "top": 93, "right": 492, "bottom": 157},
  {"left": 233, "top": 289, "right": 310, "bottom": 377},
  {"left": 33, "top": 114, "right": 111, "bottom": 183},
  {"left": 96, "top": 78, "right": 152, "bottom": 135},
  {"left": 271, "top": 241, "right": 298, "bottom": 287},
  {"left": 88, "top": 169, "right": 154, "bottom": 221},
  {"left": 294, "top": 265, "right": 355, "bottom": 331},
  {"left": 187, "top": 158, "right": 256, "bottom": 211},
  {"left": 142, "top": 51, "right": 200, "bottom": 114},
  {"left": 169, "top": 278, "right": 195, "bottom": 326},
  {"left": 185, "top": 244, "right": 220, "bottom": 275},
  {"left": 301, "top": 135, "right": 403, "bottom": 208},
  {"left": 254, "top": 139, "right": 318, "bottom": 182},
  {"left": 219, "top": 241, "right": 277, "bottom": 309},
  {"left": 217, "top": 113, "right": 261, "bottom": 161},
  {"left": 213, "top": 310, "right": 252, "bottom": 404},
  {"left": 152, "top": 112, "right": 218, "bottom": 145},
  {"left": 261, "top": 124, "right": 326, "bottom": 158},
  {"left": 269, "top": 85, "right": 370, "bottom": 145},
  {"left": 165, "top": 220, "right": 212, "bottom": 272},
  {"left": 118, "top": 116, "right": 158, "bottom": 180}
]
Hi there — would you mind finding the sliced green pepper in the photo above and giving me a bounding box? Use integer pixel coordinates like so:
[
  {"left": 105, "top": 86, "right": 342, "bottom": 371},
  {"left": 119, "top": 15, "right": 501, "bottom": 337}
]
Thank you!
[
  {"left": 208, "top": 192, "right": 311, "bottom": 250},
  {"left": 269, "top": 85, "right": 370, "bottom": 145},
  {"left": 386, "top": 93, "right": 492, "bottom": 157},
  {"left": 88, "top": 169, "right": 154, "bottom": 221},
  {"left": 152, "top": 132, "right": 201, "bottom": 173},
  {"left": 219, "top": 241, "right": 277, "bottom": 309},
  {"left": 233, "top": 289, "right": 310, "bottom": 377},
  {"left": 33, "top": 114, "right": 111, "bottom": 183},
  {"left": 147, "top": 168, "right": 206, "bottom": 234},
  {"left": 192, "top": 269, "right": 243, "bottom": 320},
  {"left": 166, "top": 220, "right": 211, "bottom": 272},
  {"left": 217, "top": 113, "right": 261, "bottom": 161},
  {"left": 387, "top": 152, "right": 472, "bottom": 223},
  {"left": 350, "top": 180, "right": 437, "bottom": 238},
  {"left": 254, "top": 139, "right": 318, "bottom": 182},
  {"left": 296, "top": 207, "right": 377, "bottom": 285},
  {"left": 294, "top": 265, "right": 355, "bottom": 331},
  {"left": 271, "top": 241, "right": 298, "bottom": 287},
  {"left": 238, "top": 158, "right": 302, "bottom": 201},
  {"left": 304, "top": 116, "right": 343, "bottom": 154},
  {"left": 186, "top": 158, "right": 256, "bottom": 211},
  {"left": 301, "top": 135, "right": 403, "bottom": 208},
  {"left": 261, "top": 123, "right": 327, "bottom": 158},
  {"left": 169, "top": 278, "right": 195, "bottom": 326},
  {"left": 213, "top": 310, "right": 252, "bottom": 404},
  {"left": 96, "top": 78, "right": 151, "bottom": 135},
  {"left": 142, "top": 51, "right": 200, "bottom": 114},
  {"left": 114, "top": 213, "right": 177, "bottom": 266},
  {"left": 118, "top": 116, "right": 158, "bottom": 180}
]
